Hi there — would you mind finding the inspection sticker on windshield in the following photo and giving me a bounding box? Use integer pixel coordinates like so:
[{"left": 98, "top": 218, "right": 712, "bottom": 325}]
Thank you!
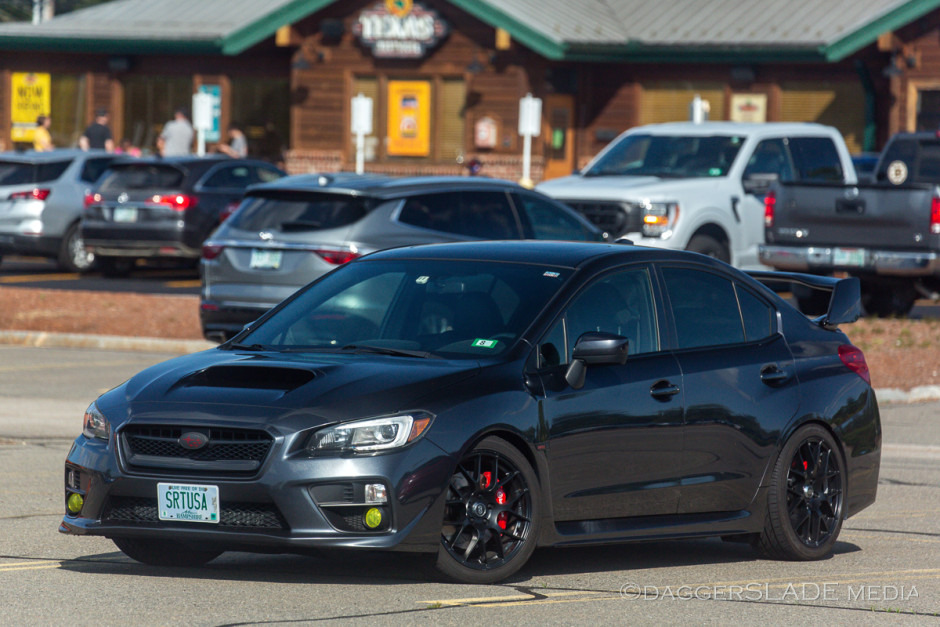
[
  {"left": 543, "top": 271, "right": 560, "bottom": 278},
  {"left": 472, "top": 339, "right": 498, "bottom": 349},
  {"left": 416, "top": 276, "right": 430, "bottom": 284},
  {"left": 158, "top": 483, "right": 219, "bottom": 524}
]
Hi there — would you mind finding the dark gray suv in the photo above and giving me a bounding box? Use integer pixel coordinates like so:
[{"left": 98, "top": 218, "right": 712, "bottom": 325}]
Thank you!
[{"left": 200, "top": 174, "right": 604, "bottom": 341}]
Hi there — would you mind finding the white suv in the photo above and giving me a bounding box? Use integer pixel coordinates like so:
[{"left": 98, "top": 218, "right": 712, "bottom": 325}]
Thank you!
[{"left": 537, "top": 122, "right": 856, "bottom": 269}]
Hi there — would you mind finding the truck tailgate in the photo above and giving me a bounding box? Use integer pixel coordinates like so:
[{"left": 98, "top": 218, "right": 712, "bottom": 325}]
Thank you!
[{"left": 769, "top": 181, "right": 936, "bottom": 250}]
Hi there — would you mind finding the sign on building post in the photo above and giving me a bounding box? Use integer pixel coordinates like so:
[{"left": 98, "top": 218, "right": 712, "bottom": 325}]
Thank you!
[
  {"left": 10, "top": 72, "right": 50, "bottom": 144},
  {"left": 518, "top": 93, "right": 542, "bottom": 187},
  {"left": 351, "top": 93, "right": 373, "bottom": 175},
  {"left": 198, "top": 84, "right": 222, "bottom": 142},
  {"left": 192, "top": 91, "right": 214, "bottom": 156}
]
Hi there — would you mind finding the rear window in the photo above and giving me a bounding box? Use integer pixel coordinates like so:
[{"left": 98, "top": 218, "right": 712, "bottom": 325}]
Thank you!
[
  {"left": 877, "top": 138, "right": 940, "bottom": 183},
  {"left": 97, "top": 164, "right": 184, "bottom": 191},
  {"left": 0, "top": 160, "right": 70, "bottom": 185},
  {"left": 788, "top": 137, "right": 844, "bottom": 182},
  {"left": 227, "top": 192, "right": 368, "bottom": 232}
]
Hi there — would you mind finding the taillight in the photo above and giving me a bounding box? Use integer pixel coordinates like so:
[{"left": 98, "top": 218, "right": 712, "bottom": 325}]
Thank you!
[
  {"left": 84, "top": 192, "right": 101, "bottom": 209},
  {"left": 838, "top": 345, "right": 871, "bottom": 385},
  {"left": 764, "top": 190, "right": 776, "bottom": 228},
  {"left": 9, "top": 188, "right": 50, "bottom": 201},
  {"left": 202, "top": 243, "right": 224, "bottom": 260},
  {"left": 313, "top": 249, "right": 361, "bottom": 265},
  {"left": 152, "top": 194, "right": 196, "bottom": 211},
  {"left": 930, "top": 196, "right": 940, "bottom": 235}
]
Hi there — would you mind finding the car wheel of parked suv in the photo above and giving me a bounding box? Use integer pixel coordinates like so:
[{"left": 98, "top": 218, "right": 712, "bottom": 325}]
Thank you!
[
  {"left": 113, "top": 537, "right": 223, "bottom": 567},
  {"left": 436, "top": 436, "right": 540, "bottom": 583},
  {"left": 686, "top": 234, "right": 730, "bottom": 264},
  {"left": 753, "top": 424, "right": 845, "bottom": 561},
  {"left": 58, "top": 222, "right": 94, "bottom": 273}
]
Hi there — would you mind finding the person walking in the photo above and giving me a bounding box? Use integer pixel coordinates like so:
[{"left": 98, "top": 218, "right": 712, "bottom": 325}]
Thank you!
[
  {"left": 157, "top": 107, "right": 194, "bottom": 157},
  {"left": 79, "top": 109, "right": 114, "bottom": 152},
  {"left": 217, "top": 122, "right": 248, "bottom": 158},
  {"left": 33, "top": 115, "right": 53, "bottom": 151}
]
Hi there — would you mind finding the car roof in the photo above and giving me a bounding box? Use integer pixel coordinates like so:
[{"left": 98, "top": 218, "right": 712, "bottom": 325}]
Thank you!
[
  {"left": 628, "top": 121, "right": 836, "bottom": 136},
  {"left": 0, "top": 148, "right": 98, "bottom": 163},
  {"left": 361, "top": 240, "right": 717, "bottom": 270},
  {"left": 249, "top": 173, "right": 529, "bottom": 199}
]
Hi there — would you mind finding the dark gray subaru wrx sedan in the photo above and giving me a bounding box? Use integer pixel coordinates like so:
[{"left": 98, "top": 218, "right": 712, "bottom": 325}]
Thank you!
[{"left": 61, "top": 241, "right": 881, "bottom": 583}]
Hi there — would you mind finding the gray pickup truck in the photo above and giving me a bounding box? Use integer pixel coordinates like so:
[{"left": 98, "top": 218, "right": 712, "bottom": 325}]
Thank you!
[{"left": 760, "top": 132, "right": 940, "bottom": 316}]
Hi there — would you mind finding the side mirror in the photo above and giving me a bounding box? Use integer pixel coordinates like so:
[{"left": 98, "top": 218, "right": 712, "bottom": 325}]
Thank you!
[
  {"left": 742, "top": 173, "right": 778, "bottom": 195},
  {"left": 565, "top": 332, "right": 629, "bottom": 389}
]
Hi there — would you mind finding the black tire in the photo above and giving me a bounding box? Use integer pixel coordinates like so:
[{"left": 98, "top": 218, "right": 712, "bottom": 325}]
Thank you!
[
  {"left": 861, "top": 281, "right": 917, "bottom": 317},
  {"left": 686, "top": 234, "right": 730, "bottom": 264},
  {"left": 753, "top": 424, "right": 845, "bottom": 561},
  {"left": 97, "top": 257, "right": 133, "bottom": 278},
  {"left": 57, "top": 222, "right": 95, "bottom": 273},
  {"left": 112, "top": 537, "right": 223, "bottom": 567},
  {"left": 435, "top": 436, "right": 540, "bottom": 584}
]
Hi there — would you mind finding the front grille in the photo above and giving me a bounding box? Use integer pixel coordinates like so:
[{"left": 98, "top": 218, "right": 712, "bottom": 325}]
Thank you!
[
  {"left": 121, "top": 425, "right": 273, "bottom": 475},
  {"left": 104, "top": 496, "right": 287, "bottom": 530},
  {"left": 563, "top": 200, "right": 642, "bottom": 237}
]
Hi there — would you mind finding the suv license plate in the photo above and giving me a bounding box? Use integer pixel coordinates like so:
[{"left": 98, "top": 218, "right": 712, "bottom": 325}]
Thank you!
[
  {"left": 112, "top": 207, "right": 138, "bottom": 222},
  {"left": 158, "top": 483, "right": 219, "bottom": 523},
  {"left": 833, "top": 247, "right": 865, "bottom": 267},
  {"left": 250, "top": 249, "right": 282, "bottom": 269}
]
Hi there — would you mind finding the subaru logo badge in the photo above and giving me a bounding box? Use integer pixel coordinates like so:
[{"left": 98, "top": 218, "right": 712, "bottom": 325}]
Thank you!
[{"left": 179, "top": 431, "right": 209, "bottom": 450}]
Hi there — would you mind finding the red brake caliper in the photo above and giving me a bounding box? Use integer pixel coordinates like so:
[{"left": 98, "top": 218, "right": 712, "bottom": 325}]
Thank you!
[{"left": 495, "top": 487, "right": 507, "bottom": 529}]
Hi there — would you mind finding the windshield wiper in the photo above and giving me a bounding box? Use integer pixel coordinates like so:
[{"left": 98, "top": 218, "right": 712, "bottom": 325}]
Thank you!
[
  {"left": 226, "top": 343, "right": 271, "bottom": 352},
  {"left": 340, "top": 344, "right": 435, "bottom": 359}
]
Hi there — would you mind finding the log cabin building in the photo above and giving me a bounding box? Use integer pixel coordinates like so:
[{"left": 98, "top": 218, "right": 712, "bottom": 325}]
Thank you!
[{"left": 0, "top": 0, "right": 938, "bottom": 182}]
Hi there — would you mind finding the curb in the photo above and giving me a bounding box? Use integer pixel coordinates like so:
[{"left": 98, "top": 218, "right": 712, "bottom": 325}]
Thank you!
[
  {"left": 0, "top": 329, "right": 214, "bottom": 354},
  {"left": 1, "top": 329, "right": 938, "bottom": 403}
]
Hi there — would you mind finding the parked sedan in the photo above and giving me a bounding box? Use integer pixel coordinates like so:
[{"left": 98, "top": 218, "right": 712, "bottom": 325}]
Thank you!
[
  {"left": 200, "top": 174, "right": 604, "bottom": 341},
  {"left": 82, "top": 156, "right": 284, "bottom": 276},
  {"left": 62, "top": 240, "right": 880, "bottom": 584},
  {"left": 0, "top": 149, "right": 119, "bottom": 271}
]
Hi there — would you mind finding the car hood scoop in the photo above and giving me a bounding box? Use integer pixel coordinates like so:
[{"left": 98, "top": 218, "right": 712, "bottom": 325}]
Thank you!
[{"left": 179, "top": 364, "right": 317, "bottom": 391}]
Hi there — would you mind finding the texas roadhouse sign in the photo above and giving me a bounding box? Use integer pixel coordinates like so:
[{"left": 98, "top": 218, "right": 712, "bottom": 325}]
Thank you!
[{"left": 353, "top": 0, "right": 450, "bottom": 59}]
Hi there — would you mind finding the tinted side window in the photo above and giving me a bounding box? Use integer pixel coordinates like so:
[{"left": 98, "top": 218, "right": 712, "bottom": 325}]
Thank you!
[
  {"left": 36, "top": 161, "right": 71, "bottom": 183},
  {"left": 514, "top": 193, "right": 595, "bottom": 241},
  {"left": 399, "top": 191, "right": 518, "bottom": 239},
  {"left": 254, "top": 166, "right": 283, "bottom": 183},
  {"left": 662, "top": 267, "right": 744, "bottom": 349},
  {"left": 543, "top": 267, "right": 659, "bottom": 365},
  {"left": 789, "top": 137, "right": 844, "bottom": 182},
  {"left": 80, "top": 158, "right": 114, "bottom": 183},
  {"left": 202, "top": 166, "right": 252, "bottom": 189},
  {"left": 736, "top": 284, "right": 774, "bottom": 341},
  {"left": 743, "top": 138, "right": 793, "bottom": 181}
]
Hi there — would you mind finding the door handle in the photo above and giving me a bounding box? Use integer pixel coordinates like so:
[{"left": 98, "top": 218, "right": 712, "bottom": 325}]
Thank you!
[
  {"left": 650, "top": 380, "right": 680, "bottom": 400},
  {"left": 760, "top": 364, "right": 789, "bottom": 385}
]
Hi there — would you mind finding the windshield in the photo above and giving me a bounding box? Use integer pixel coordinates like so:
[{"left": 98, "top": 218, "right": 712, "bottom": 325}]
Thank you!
[
  {"left": 585, "top": 134, "right": 745, "bottom": 178},
  {"left": 236, "top": 258, "right": 571, "bottom": 358}
]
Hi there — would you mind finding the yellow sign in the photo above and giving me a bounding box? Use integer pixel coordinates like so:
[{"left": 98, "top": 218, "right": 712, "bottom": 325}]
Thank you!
[
  {"left": 387, "top": 80, "right": 430, "bottom": 157},
  {"left": 10, "top": 72, "right": 51, "bottom": 142},
  {"left": 386, "top": 0, "right": 412, "bottom": 18}
]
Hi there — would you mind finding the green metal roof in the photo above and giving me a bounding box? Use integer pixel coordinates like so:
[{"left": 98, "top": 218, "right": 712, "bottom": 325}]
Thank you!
[{"left": 0, "top": 0, "right": 936, "bottom": 62}]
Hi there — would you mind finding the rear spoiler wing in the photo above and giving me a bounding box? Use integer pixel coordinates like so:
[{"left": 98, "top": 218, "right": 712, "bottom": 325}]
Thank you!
[{"left": 746, "top": 271, "right": 860, "bottom": 328}]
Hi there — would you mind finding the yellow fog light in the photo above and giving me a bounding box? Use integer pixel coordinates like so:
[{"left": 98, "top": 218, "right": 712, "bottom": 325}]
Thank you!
[
  {"left": 67, "top": 493, "right": 84, "bottom": 514},
  {"left": 364, "top": 507, "right": 383, "bottom": 529}
]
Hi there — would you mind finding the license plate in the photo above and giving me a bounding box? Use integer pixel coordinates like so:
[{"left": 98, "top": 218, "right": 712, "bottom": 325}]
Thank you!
[
  {"left": 112, "top": 207, "right": 138, "bottom": 222},
  {"left": 157, "top": 482, "right": 219, "bottom": 524},
  {"left": 833, "top": 247, "right": 865, "bottom": 267},
  {"left": 250, "top": 248, "right": 283, "bottom": 269}
]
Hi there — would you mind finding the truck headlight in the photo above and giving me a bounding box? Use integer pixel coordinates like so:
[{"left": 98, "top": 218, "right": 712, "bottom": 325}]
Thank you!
[
  {"left": 82, "top": 402, "right": 110, "bottom": 440},
  {"left": 642, "top": 201, "right": 679, "bottom": 238},
  {"left": 307, "top": 412, "right": 433, "bottom": 453}
]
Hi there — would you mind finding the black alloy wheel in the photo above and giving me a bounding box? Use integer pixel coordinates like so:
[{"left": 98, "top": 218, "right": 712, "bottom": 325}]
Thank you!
[
  {"left": 436, "top": 437, "right": 540, "bottom": 583},
  {"left": 754, "top": 424, "right": 845, "bottom": 560}
]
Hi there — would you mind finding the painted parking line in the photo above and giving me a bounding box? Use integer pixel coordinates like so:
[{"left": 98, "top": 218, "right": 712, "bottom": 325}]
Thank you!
[
  {"left": 0, "top": 560, "right": 61, "bottom": 572},
  {"left": 0, "top": 273, "right": 80, "bottom": 283}
]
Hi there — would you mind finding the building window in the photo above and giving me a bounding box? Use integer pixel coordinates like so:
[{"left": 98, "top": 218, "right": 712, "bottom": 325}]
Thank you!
[
  {"left": 231, "top": 77, "right": 290, "bottom": 165},
  {"left": 50, "top": 74, "right": 86, "bottom": 148},
  {"left": 122, "top": 75, "right": 192, "bottom": 154}
]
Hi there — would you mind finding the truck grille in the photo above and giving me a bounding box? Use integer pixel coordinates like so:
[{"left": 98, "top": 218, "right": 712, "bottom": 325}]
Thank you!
[
  {"left": 562, "top": 200, "right": 642, "bottom": 237},
  {"left": 121, "top": 425, "right": 273, "bottom": 475},
  {"left": 104, "top": 496, "right": 287, "bottom": 530}
]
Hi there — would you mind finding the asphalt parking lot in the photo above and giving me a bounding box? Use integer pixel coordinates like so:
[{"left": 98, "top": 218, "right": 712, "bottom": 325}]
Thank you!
[
  {"left": 1, "top": 345, "right": 938, "bottom": 625},
  {"left": 0, "top": 255, "right": 200, "bottom": 295}
]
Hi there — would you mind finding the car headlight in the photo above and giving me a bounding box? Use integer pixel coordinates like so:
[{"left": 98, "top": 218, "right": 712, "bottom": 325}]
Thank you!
[
  {"left": 82, "top": 402, "right": 110, "bottom": 440},
  {"left": 307, "top": 412, "right": 433, "bottom": 453},
  {"left": 641, "top": 201, "right": 679, "bottom": 238}
]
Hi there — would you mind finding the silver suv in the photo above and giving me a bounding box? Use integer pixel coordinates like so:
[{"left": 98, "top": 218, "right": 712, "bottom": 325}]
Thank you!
[
  {"left": 0, "top": 149, "right": 119, "bottom": 271},
  {"left": 200, "top": 174, "right": 603, "bottom": 341}
]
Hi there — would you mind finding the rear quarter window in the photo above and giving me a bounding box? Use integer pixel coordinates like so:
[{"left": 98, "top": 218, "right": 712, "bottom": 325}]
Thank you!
[
  {"left": 399, "top": 191, "right": 519, "bottom": 239},
  {"left": 0, "top": 160, "right": 71, "bottom": 184},
  {"left": 97, "top": 164, "right": 184, "bottom": 191}
]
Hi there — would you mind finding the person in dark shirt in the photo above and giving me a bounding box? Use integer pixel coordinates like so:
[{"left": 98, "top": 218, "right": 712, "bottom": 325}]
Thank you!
[{"left": 79, "top": 109, "right": 114, "bottom": 152}]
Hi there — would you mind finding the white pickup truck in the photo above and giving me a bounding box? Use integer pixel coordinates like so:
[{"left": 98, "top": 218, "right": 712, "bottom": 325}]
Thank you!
[{"left": 537, "top": 122, "right": 857, "bottom": 269}]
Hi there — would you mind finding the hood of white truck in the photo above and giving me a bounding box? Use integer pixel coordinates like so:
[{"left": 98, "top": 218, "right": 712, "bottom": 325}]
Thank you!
[{"left": 537, "top": 174, "right": 725, "bottom": 201}]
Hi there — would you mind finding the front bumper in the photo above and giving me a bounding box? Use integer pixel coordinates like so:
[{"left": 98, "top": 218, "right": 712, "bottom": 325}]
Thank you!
[
  {"left": 60, "top": 429, "right": 452, "bottom": 553},
  {"left": 759, "top": 244, "right": 940, "bottom": 277}
]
